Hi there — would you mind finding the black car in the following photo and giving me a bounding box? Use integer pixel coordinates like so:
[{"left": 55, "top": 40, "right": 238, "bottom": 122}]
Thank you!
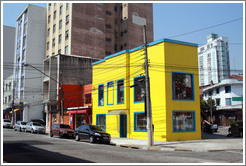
[{"left": 74, "top": 125, "right": 111, "bottom": 144}]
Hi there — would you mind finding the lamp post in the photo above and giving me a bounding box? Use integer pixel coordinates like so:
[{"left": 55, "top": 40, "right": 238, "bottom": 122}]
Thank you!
[{"left": 24, "top": 63, "right": 64, "bottom": 124}]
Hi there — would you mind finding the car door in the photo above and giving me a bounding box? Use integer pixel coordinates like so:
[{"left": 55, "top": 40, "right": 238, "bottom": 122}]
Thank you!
[
  {"left": 26, "top": 122, "right": 31, "bottom": 131},
  {"left": 84, "top": 125, "right": 91, "bottom": 140},
  {"left": 77, "top": 125, "right": 85, "bottom": 139}
]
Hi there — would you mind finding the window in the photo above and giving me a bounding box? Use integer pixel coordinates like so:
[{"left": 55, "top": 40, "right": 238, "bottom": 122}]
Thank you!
[
  {"left": 216, "top": 98, "right": 220, "bottom": 106},
  {"left": 48, "top": 15, "right": 51, "bottom": 23},
  {"left": 47, "top": 28, "right": 50, "bottom": 36},
  {"left": 22, "top": 36, "right": 26, "bottom": 48},
  {"left": 134, "top": 112, "right": 147, "bottom": 132},
  {"left": 106, "top": 24, "right": 111, "bottom": 29},
  {"left": 65, "top": 30, "right": 69, "bottom": 40},
  {"left": 65, "top": 45, "right": 68, "bottom": 54},
  {"left": 134, "top": 76, "right": 145, "bottom": 102},
  {"left": 85, "top": 94, "right": 91, "bottom": 104},
  {"left": 59, "top": 20, "right": 62, "bottom": 29},
  {"left": 52, "top": 38, "right": 55, "bottom": 47},
  {"left": 107, "top": 82, "right": 114, "bottom": 105},
  {"left": 98, "top": 84, "right": 104, "bottom": 106},
  {"left": 96, "top": 114, "right": 106, "bottom": 130},
  {"left": 105, "top": 51, "right": 112, "bottom": 55},
  {"left": 53, "top": 24, "right": 56, "bottom": 33},
  {"left": 105, "top": 38, "right": 111, "bottom": 42},
  {"left": 225, "top": 86, "right": 231, "bottom": 93},
  {"left": 173, "top": 111, "right": 195, "bottom": 132},
  {"left": 58, "top": 49, "right": 61, "bottom": 54},
  {"left": 66, "top": 15, "right": 69, "bottom": 25},
  {"left": 53, "top": 11, "right": 56, "bottom": 19},
  {"left": 172, "top": 72, "right": 194, "bottom": 100},
  {"left": 106, "top": 11, "right": 111, "bottom": 16},
  {"left": 48, "top": 3, "right": 51, "bottom": 10},
  {"left": 47, "top": 42, "right": 49, "bottom": 50},
  {"left": 58, "top": 34, "right": 62, "bottom": 44},
  {"left": 66, "top": 3, "right": 69, "bottom": 10},
  {"left": 117, "top": 79, "right": 124, "bottom": 104},
  {"left": 216, "top": 88, "right": 220, "bottom": 94},
  {"left": 60, "top": 5, "right": 63, "bottom": 15},
  {"left": 226, "top": 98, "right": 231, "bottom": 105}
]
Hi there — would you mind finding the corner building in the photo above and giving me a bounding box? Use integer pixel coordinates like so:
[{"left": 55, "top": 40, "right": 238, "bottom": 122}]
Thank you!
[{"left": 92, "top": 38, "right": 201, "bottom": 141}]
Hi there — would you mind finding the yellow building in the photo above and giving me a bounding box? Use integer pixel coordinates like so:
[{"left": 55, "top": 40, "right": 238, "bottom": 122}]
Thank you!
[{"left": 92, "top": 38, "right": 201, "bottom": 141}]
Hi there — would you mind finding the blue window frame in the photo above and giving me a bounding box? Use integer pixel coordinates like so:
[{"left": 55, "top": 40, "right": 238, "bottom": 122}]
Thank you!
[
  {"left": 107, "top": 81, "right": 114, "bottom": 105},
  {"left": 98, "top": 84, "right": 104, "bottom": 106},
  {"left": 134, "top": 112, "right": 147, "bottom": 132},
  {"left": 96, "top": 114, "right": 106, "bottom": 131},
  {"left": 134, "top": 76, "right": 145, "bottom": 103},
  {"left": 171, "top": 71, "right": 194, "bottom": 101},
  {"left": 172, "top": 111, "right": 196, "bottom": 132},
  {"left": 117, "top": 79, "right": 124, "bottom": 104}
]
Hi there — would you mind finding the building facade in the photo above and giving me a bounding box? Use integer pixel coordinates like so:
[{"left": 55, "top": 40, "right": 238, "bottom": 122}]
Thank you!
[
  {"left": 92, "top": 38, "right": 201, "bottom": 141},
  {"left": 13, "top": 5, "right": 47, "bottom": 123},
  {"left": 45, "top": 3, "right": 153, "bottom": 59},
  {"left": 3, "top": 75, "right": 14, "bottom": 119},
  {"left": 203, "top": 75, "right": 243, "bottom": 126},
  {"left": 3, "top": 26, "right": 16, "bottom": 80},
  {"left": 198, "top": 33, "right": 230, "bottom": 86}
]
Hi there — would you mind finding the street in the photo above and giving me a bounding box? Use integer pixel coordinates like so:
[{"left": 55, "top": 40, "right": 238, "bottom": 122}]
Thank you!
[{"left": 2, "top": 128, "right": 243, "bottom": 163}]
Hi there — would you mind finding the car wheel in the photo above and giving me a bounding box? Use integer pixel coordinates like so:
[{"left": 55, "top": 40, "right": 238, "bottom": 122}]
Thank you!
[
  {"left": 75, "top": 134, "right": 80, "bottom": 141},
  {"left": 31, "top": 129, "right": 34, "bottom": 134},
  {"left": 89, "top": 136, "right": 94, "bottom": 143},
  {"left": 50, "top": 131, "right": 53, "bottom": 137},
  {"left": 19, "top": 128, "right": 22, "bottom": 132}
]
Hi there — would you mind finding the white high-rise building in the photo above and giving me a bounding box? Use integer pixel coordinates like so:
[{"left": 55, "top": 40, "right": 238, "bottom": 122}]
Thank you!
[
  {"left": 13, "top": 5, "right": 46, "bottom": 122},
  {"left": 198, "top": 34, "right": 230, "bottom": 86}
]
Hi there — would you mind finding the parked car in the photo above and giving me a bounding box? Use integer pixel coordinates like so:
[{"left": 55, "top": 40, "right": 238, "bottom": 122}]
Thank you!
[
  {"left": 25, "top": 122, "right": 45, "bottom": 134},
  {"left": 13, "top": 121, "right": 27, "bottom": 132},
  {"left": 3, "top": 119, "right": 12, "bottom": 128},
  {"left": 228, "top": 121, "right": 243, "bottom": 138},
  {"left": 211, "top": 123, "right": 218, "bottom": 132},
  {"left": 50, "top": 123, "right": 74, "bottom": 138},
  {"left": 30, "top": 119, "right": 46, "bottom": 126},
  {"left": 74, "top": 124, "right": 111, "bottom": 144}
]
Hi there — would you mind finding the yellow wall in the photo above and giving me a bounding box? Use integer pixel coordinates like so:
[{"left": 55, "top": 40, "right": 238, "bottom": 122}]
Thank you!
[{"left": 92, "top": 39, "right": 201, "bottom": 141}]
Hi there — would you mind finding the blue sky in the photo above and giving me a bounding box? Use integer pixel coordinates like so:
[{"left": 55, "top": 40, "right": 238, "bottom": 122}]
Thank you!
[{"left": 2, "top": 2, "right": 244, "bottom": 72}]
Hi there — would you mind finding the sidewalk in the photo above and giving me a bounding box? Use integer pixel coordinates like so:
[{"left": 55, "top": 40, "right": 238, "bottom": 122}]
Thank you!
[{"left": 110, "top": 127, "right": 243, "bottom": 152}]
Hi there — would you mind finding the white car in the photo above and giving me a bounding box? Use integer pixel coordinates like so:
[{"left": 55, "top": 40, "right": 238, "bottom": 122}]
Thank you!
[
  {"left": 3, "top": 119, "right": 12, "bottom": 128},
  {"left": 25, "top": 122, "right": 45, "bottom": 134},
  {"left": 211, "top": 124, "right": 218, "bottom": 132}
]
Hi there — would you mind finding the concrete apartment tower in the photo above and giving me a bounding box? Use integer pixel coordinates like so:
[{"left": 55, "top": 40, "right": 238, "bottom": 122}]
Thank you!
[
  {"left": 13, "top": 5, "right": 47, "bottom": 123},
  {"left": 198, "top": 34, "right": 231, "bottom": 86},
  {"left": 43, "top": 3, "right": 153, "bottom": 131}
]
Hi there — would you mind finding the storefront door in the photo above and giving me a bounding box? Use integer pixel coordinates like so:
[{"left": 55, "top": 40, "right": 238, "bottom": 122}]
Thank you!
[
  {"left": 75, "top": 113, "right": 85, "bottom": 129},
  {"left": 120, "top": 114, "right": 127, "bottom": 138}
]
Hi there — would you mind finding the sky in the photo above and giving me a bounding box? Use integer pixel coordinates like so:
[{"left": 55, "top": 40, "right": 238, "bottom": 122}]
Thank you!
[{"left": 2, "top": 2, "right": 244, "bottom": 72}]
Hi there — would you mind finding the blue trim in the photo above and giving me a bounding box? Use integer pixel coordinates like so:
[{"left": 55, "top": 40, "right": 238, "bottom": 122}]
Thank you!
[
  {"left": 147, "top": 38, "right": 198, "bottom": 47},
  {"left": 117, "top": 79, "right": 125, "bottom": 104},
  {"left": 133, "top": 75, "right": 145, "bottom": 103},
  {"left": 134, "top": 112, "right": 147, "bottom": 132},
  {"left": 171, "top": 71, "right": 195, "bottom": 101},
  {"left": 98, "top": 84, "right": 104, "bottom": 106},
  {"left": 107, "top": 81, "right": 114, "bottom": 105},
  {"left": 119, "top": 114, "right": 127, "bottom": 138},
  {"left": 172, "top": 111, "right": 196, "bottom": 133},
  {"left": 92, "top": 38, "right": 198, "bottom": 66},
  {"left": 96, "top": 114, "right": 106, "bottom": 131}
]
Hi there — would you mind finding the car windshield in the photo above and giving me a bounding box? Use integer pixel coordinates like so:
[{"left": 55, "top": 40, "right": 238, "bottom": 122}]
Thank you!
[
  {"left": 90, "top": 125, "right": 103, "bottom": 131},
  {"left": 21, "top": 122, "right": 27, "bottom": 125},
  {"left": 60, "top": 124, "right": 71, "bottom": 129},
  {"left": 33, "top": 123, "right": 41, "bottom": 126},
  {"left": 4, "top": 120, "right": 11, "bottom": 122}
]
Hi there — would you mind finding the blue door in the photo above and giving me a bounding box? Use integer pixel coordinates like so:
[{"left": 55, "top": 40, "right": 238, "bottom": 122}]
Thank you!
[{"left": 120, "top": 114, "right": 127, "bottom": 138}]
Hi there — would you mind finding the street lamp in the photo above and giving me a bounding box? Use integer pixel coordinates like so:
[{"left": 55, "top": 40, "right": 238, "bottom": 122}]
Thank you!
[{"left": 24, "top": 63, "right": 65, "bottom": 124}]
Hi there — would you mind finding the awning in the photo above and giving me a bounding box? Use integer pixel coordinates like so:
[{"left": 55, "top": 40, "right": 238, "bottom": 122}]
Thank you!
[
  {"left": 67, "top": 109, "right": 88, "bottom": 114},
  {"left": 14, "top": 109, "right": 20, "bottom": 112},
  {"left": 107, "top": 110, "right": 127, "bottom": 115}
]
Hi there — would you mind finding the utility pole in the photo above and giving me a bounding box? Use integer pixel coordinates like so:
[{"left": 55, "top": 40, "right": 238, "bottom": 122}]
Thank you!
[
  {"left": 11, "top": 80, "right": 16, "bottom": 127},
  {"left": 143, "top": 25, "right": 153, "bottom": 148}
]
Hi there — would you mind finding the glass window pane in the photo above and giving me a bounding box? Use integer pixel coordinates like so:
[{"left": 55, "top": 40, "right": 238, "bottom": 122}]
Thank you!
[
  {"left": 97, "top": 115, "right": 106, "bottom": 130},
  {"left": 107, "top": 82, "right": 114, "bottom": 105},
  {"left": 98, "top": 85, "right": 104, "bottom": 106},
  {"left": 226, "top": 98, "right": 231, "bottom": 105},
  {"left": 135, "top": 113, "right": 147, "bottom": 131},
  {"left": 172, "top": 72, "right": 194, "bottom": 100},
  {"left": 117, "top": 80, "right": 124, "bottom": 103},
  {"left": 134, "top": 76, "right": 145, "bottom": 102},
  {"left": 173, "top": 112, "right": 195, "bottom": 132}
]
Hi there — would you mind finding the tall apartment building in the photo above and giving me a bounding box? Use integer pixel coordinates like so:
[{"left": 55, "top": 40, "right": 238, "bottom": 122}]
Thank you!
[
  {"left": 198, "top": 34, "right": 230, "bottom": 86},
  {"left": 13, "top": 5, "right": 46, "bottom": 123},
  {"left": 3, "top": 26, "right": 16, "bottom": 80},
  {"left": 45, "top": 3, "right": 153, "bottom": 58}
]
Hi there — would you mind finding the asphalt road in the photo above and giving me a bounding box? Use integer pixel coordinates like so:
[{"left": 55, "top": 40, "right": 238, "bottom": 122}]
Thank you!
[{"left": 2, "top": 128, "right": 244, "bottom": 163}]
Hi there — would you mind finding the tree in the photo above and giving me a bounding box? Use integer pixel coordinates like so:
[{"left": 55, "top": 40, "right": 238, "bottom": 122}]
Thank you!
[{"left": 200, "top": 100, "right": 208, "bottom": 119}]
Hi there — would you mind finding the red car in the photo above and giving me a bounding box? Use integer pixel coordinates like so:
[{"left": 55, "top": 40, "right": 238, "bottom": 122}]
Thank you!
[{"left": 50, "top": 123, "right": 74, "bottom": 138}]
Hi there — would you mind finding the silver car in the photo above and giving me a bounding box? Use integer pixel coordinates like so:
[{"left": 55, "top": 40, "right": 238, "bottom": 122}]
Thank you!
[
  {"left": 25, "top": 122, "right": 45, "bottom": 134},
  {"left": 3, "top": 119, "right": 12, "bottom": 128},
  {"left": 13, "top": 121, "right": 27, "bottom": 132}
]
